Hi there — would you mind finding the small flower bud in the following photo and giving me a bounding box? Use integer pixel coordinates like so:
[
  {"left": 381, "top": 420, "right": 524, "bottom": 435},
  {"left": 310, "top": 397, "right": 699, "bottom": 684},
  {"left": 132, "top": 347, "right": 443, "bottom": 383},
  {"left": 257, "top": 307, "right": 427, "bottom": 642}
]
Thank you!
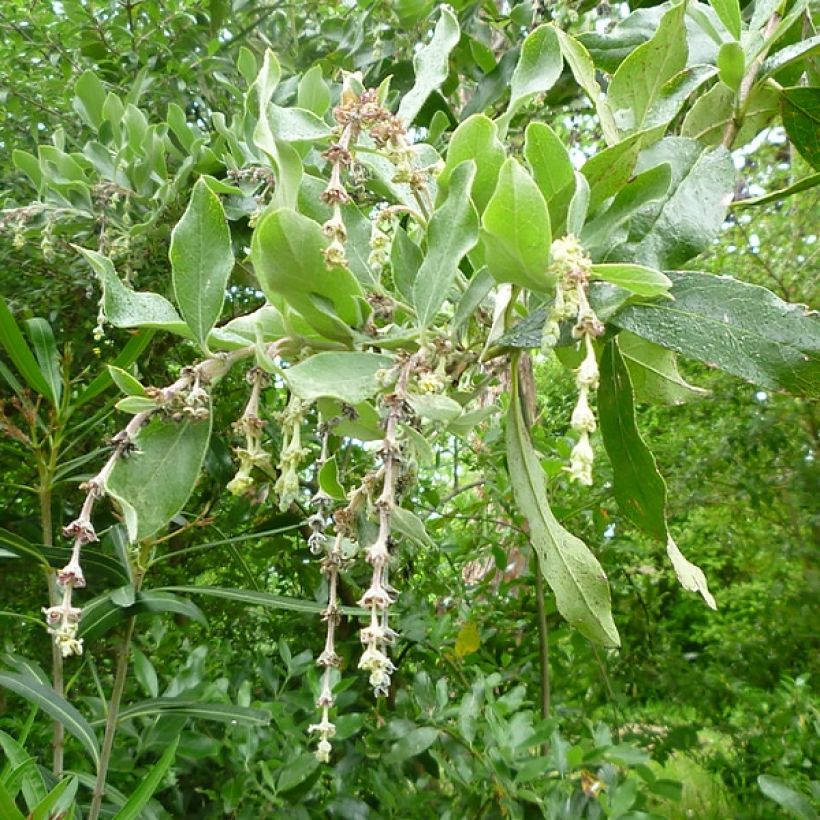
[{"left": 570, "top": 389, "right": 597, "bottom": 434}]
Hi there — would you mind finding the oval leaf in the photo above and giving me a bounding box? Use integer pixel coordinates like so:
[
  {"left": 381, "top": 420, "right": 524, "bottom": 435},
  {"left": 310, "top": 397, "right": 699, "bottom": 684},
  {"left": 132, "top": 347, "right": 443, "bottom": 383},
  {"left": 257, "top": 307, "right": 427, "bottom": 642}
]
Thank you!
[
  {"left": 285, "top": 352, "right": 393, "bottom": 404},
  {"left": 482, "top": 158, "right": 552, "bottom": 292},
  {"left": 105, "top": 413, "right": 212, "bottom": 543},
  {"left": 170, "top": 178, "right": 234, "bottom": 350}
]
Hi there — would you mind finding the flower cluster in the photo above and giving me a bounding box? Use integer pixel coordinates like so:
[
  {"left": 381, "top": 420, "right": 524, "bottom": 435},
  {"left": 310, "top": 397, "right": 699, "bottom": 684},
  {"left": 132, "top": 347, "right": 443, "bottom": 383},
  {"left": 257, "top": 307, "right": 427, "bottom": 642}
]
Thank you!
[
  {"left": 41, "top": 354, "right": 234, "bottom": 659},
  {"left": 309, "top": 531, "right": 344, "bottom": 762},
  {"left": 273, "top": 393, "right": 309, "bottom": 511},
  {"left": 227, "top": 368, "right": 273, "bottom": 496},
  {"left": 544, "top": 236, "right": 605, "bottom": 485}
]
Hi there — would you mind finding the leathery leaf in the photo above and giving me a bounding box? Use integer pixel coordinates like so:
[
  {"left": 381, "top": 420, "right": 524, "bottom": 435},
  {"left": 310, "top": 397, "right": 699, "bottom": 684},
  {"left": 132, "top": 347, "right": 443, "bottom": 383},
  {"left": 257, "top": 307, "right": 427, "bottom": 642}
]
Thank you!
[{"left": 506, "top": 362, "right": 620, "bottom": 646}]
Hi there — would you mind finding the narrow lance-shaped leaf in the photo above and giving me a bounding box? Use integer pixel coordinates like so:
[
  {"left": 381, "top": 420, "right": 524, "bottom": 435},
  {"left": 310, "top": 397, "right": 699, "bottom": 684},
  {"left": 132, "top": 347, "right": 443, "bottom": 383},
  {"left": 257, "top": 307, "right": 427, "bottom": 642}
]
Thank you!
[
  {"left": 397, "top": 6, "right": 460, "bottom": 125},
  {"left": 112, "top": 738, "right": 179, "bottom": 820},
  {"left": 482, "top": 158, "right": 552, "bottom": 292},
  {"left": 170, "top": 178, "right": 234, "bottom": 350},
  {"left": 413, "top": 161, "right": 479, "bottom": 326},
  {"left": 104, "top": 412, "right": 212, "bottom": 543},
  {"left": 24, "top": 318, "right": 62, "bottom": 407},
  {"left": 79, "top": 590, "right": 207, "bottom": 642},
  {"left": 506, "top": 367, "right": 620, "bottom": 646},
  {"left": 100, "top": 699, "right": 270, "bottom": 728},
  {"left": 598, "top": 340, "right": 716, "bottom": 609},
  {"left": 158, "top": 584, "right": 365, "bottom": 617},
  {"left": 610, "top": 270, "right": 820, "bottom": 397},
  {"left": 0, "top": 297, "right": 54, "bottom": 402},
  {"left": 0, "top": 671, "right": 100, "bottom": 767}
]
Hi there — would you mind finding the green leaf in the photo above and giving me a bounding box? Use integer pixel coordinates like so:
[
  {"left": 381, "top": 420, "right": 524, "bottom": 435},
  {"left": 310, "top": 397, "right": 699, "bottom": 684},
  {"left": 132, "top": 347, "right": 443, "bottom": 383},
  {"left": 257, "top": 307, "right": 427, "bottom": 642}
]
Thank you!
[
  {"left": 74, "top": 70, "right": 106, "bottom": 129},
  {"left": 170, "top": 178, "right": 234, "bottom": 350},
  {"left": 385, "top": 726, "right": 440, "bottom": 763},
  {"left": 554, "top": 27, "right": 619, "bottom": 145},
  {"left": 112, "top": 738, "right": 178, "bottom": 820},
  {"left": 439, "top": 114, "right": 506, "bottom": 213},
  {"left": 566, "top": 172, "right": 590, "bottom": 237},
  {"left": 0, "top": 671, "right": 99, "bottom": 767},
  {"left": 618, "top": 332, "right": 707, "bottom": 405},
  {"left": 607, "top": 2, "right": 687, "bottom": 135},
  {"left": 76, "top": 329, "right": 155, "bottom": 407},
  {"left": 108, "top": 699, "right": 270, "bottom": 728},
  {"left": 297, "top": 65, "right": 330, "bottom": 116},
  {"left": 608, "top": 138, "right": 735, "bottom": 270},
  {"left": 391, "top": 507, "right": 434, "bottom": 548},
  {"left": 644, "top": 65, "right": 717, "bottom": 131},
  {"left": 717, "top": 41, "right": 745, "bottom": 92},
  {"left": 681, "top": 83, "right": 778, "bottom": 147},
  {"left": 0, "top": 781, "right": 25, "bottom": 820},
  {"left": 277, "top": 753, "right": 320, "bottom": 792},
  {"left": 581, "top": 130, "right": 650, "bottom": 214},
  {"left": 209, "top": 305, "right": 287, "bottom": 351},
  {"left": 507, "top": 25, "right": 562, "bottom": 117},
  {"left": 598, "top": 340, "right": 668, "bottom": 542},
  {"left": 267, "top": 103, "right": 331, "bottom": 143},
  {"left": 251, "top": 208, "right": 364, "bottom": 342},
  {"left": 0, "top": 298, "right": 54, "bottom": 401},
  {"left": 28, "top": 776, "right": 77, "bottom": 820},
  {"left": 709, "top": 0, "right": 741, "bottom": 40},
  {"left": 132, "top": 647, "right": 159, "bottom": 698},
  {"left": 105, "top": 413, "right": 212, "bottom": 542},
  {"left": 236, "top": 46, "right": 257, "bottom": 85},
  {"left": 76, "top": 248, "right": 189, "bottom": 335},
  {"left": 610, "top": 270, "right": 820, "bottom": 397},
  {"left": 757, "top": 774, "right": 817, "bottom": 820},
  {"left": 398, "top": 6, "right": 460, "bottom": 125},
  {"left": 407, "top": 392, "right": 463, "bottom": 422},
  {"left": 24, "top": 318, "right": 61, "bottom": 407},
  {"left": 78, "top": 590, "right": 206, "bottom": 642},
  {"left": 732, "top": 172, "right": 820, "bottom": 208},
  {"left": 115, "top": 396, "right": 158, "bottom": 414},
  {"left": 390, "top": 227, "right": 423, "bottom": 304},
  {"left": 581, "top": 163, "right": 672, "bottom": 255},
  {"left": 251, "top": 48, "right": 281, "bottom": 111},
  {"left": 107, "top": 365, "right": 146, "bottom": 397},
  {"left": 761, "top": 35, "right": 820, "bottom": 80},
  {"left": 448, "top": 404, "right": 501, "bottom": 436},
  {"left": 0, "top": 730, "right": 47, "bottom": 810},
  {"left": 590, "top": 264, "right": 672, "bottom": 298},
  {"left": 453, "top": 267, "right": 494, "bottom": 331},
  {"left": 318, "top": 456, "right": 346, "bottom": 500},
  {"left": 482, "top": 158, "right": 552, "bottom": 292},
  {"left": 506, "top": 374, "right": 619, "bottom": 646},
  {"left": 157, "top": 585, "right": 365, "bottom": 617},
  {"left": 524, "top": 122, "right": 574, "bottom": 206},
  {"left": 781, "top": 87, "right": 820, "bottom": 170},
  {"left": 413, "top": 161, "right": 479, "bottom": 326},
  {"left": 285, "top": 352, "right": 392, "bottom": 404},
  {"left": 598, "top": 341, "right": 716, "bottom": 609}
]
